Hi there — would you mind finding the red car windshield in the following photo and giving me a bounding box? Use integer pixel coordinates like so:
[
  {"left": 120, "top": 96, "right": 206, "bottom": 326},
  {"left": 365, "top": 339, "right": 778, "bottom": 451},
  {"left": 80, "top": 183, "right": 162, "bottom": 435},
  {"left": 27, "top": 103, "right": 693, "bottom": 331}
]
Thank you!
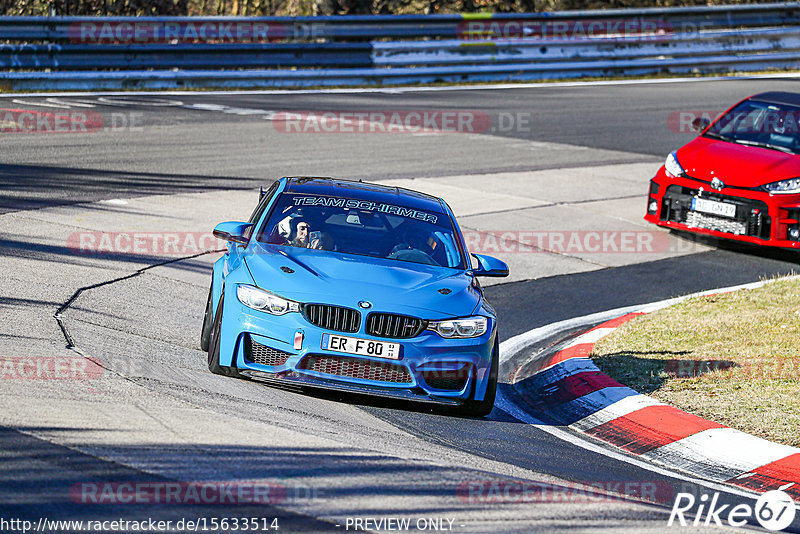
[
  {"left": 705, "top": 100, "right": 800, "bottom": 154},
  {"left": 256, "top": 193, "right": 466, "bottom": 269}
]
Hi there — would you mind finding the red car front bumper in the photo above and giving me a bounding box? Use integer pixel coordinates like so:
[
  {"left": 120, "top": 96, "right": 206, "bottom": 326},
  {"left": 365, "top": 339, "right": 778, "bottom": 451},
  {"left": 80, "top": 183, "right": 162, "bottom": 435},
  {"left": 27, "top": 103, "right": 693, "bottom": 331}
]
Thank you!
[{"left": 644, "top": 167, "right": 800, "bottom": 249}]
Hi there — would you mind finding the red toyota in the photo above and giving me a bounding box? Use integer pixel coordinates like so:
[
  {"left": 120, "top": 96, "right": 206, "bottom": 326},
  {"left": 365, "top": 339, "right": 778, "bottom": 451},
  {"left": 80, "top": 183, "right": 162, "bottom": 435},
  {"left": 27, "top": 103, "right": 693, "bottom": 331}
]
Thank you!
[{"left": 645, "top": 91, "right": 800, "bottom": 248}]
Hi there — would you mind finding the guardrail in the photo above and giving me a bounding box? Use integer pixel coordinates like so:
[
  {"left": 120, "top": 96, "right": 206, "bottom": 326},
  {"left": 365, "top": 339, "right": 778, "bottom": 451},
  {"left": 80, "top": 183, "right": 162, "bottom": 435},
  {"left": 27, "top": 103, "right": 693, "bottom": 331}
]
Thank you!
[{"left": 0, "top": 2, "right": 799, "bottom": 90}]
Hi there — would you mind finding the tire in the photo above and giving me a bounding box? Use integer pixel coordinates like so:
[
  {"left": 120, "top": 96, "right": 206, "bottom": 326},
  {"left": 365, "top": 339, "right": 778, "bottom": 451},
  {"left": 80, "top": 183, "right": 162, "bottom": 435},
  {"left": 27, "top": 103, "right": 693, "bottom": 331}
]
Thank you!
[
  {"left": 207, "top": 291, "right": 241, "bottom": 378},
  {"left": 457, "top": 340, "right": 498, "bottom": 417},
  {"left": 199, "top": 283, "right": 213, "bottom": 352}
]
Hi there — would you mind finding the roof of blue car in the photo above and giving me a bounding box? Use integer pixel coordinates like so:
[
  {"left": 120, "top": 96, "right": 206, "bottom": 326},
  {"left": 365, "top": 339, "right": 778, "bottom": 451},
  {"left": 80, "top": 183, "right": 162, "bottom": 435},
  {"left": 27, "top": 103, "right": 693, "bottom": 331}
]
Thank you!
[
  {"left": 282, "top": 177, "right": 446, "bottom": 214},
  {"left": 751, "top": 92, "right": 800, "bottom": 107}
]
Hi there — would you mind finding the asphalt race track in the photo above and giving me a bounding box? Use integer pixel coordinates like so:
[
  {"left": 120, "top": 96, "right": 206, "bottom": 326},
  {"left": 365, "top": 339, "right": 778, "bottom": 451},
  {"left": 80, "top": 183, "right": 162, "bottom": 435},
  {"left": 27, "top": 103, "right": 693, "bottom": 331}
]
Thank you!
[{"left": 3, "top": 77, "right": 800, "bottom": 533}]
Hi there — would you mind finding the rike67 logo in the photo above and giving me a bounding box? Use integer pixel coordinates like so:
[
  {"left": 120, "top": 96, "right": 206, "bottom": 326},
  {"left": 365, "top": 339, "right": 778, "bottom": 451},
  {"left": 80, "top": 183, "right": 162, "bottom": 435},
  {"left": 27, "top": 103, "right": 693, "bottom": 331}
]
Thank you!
[{"left": 669, "top": 490, "right": 796, "bottom": 531}]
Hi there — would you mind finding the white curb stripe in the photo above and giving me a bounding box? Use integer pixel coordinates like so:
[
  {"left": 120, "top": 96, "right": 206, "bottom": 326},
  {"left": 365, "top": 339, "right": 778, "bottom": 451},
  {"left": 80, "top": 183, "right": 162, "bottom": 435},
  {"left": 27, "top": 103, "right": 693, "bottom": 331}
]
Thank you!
[
  {"left": 565, "top": 327, "right": 616, "bottom": 348},
  {"left": 493, "top": 390, "right": 759, "bottom": 499},
  {"left": 570, "top": 394, "right": 667, "bottom": 432},
  {"left": 643, "top": 428, "right": 800, "bottom": 482}
]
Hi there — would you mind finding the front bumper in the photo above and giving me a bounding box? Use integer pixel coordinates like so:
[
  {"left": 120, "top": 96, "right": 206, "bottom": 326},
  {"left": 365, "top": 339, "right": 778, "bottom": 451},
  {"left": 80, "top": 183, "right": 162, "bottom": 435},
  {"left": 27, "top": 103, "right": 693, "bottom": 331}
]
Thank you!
[
  {"left": 239, "top": 369, "right": 461, "bottom": 405},
  {"left": 644, "top": 167, "right": 800, "bottom": 248},
  {"left": 225, "top": 302, "right": 496, "bottom": 405}
]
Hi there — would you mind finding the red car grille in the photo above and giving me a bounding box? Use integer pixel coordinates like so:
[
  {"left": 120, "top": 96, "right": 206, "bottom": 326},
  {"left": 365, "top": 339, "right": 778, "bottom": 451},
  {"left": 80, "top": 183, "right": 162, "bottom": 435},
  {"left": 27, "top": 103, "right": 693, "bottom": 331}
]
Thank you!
[
  {"left": 297, "top": 354, "right": 413, "bottom": 384},
  {"left": 660, "top": 185, "right": 770, "bottom": 239}
]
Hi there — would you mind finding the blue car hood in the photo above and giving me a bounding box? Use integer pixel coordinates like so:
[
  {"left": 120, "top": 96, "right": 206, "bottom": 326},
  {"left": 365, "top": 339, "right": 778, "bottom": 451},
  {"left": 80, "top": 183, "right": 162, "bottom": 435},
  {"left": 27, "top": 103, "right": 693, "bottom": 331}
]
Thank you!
[{"left": 243, "top": 242, "right": 480, "bottom": 319}]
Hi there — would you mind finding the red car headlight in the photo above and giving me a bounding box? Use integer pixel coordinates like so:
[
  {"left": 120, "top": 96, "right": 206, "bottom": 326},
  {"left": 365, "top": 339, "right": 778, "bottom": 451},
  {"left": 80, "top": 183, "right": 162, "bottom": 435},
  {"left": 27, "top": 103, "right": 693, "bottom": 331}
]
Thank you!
[
  {"left": 762, "top": 178, "right": 800, "bottom": 194},
  {"left": 664, "top": 151, "right": 687, "bottom": 178}
]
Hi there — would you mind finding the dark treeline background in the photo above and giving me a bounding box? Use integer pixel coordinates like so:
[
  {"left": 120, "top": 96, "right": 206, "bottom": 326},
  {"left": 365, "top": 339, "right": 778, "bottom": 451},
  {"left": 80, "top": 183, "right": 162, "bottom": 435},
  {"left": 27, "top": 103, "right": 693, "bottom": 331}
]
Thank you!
[{"left": 0, "top": 0, "right": 777, "bottom": 17}]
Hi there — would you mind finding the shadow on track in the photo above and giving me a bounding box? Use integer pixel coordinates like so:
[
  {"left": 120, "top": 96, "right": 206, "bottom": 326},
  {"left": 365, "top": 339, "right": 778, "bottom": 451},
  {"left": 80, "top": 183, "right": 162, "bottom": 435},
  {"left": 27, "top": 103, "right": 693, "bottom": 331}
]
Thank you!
[{"left": 0, "top": 164, "right": 260, "bottom": 214}]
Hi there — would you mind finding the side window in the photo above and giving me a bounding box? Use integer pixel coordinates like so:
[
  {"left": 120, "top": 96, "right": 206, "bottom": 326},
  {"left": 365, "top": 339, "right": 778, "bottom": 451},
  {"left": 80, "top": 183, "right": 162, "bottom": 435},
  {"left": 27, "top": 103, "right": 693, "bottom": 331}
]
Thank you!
[{"left": 244, "top": 182, "right": 278, "bottom": 239}]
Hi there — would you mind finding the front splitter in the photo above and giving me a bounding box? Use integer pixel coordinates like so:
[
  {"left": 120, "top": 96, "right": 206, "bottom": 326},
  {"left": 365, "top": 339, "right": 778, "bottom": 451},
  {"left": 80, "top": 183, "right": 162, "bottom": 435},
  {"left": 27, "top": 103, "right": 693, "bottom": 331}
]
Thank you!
[{"left": 239, "top": 369, "right": 461, "bottom": 406}]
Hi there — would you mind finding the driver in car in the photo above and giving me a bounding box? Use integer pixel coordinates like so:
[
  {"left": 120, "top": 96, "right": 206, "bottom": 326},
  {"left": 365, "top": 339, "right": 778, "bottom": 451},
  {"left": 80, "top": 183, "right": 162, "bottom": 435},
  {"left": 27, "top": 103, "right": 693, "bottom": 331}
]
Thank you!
[
  {"left": 288, "top": 217, "right": 326, "bottom": 249},
  {"left": 388, "top": 224, "right": 439, "bottom": 265}
]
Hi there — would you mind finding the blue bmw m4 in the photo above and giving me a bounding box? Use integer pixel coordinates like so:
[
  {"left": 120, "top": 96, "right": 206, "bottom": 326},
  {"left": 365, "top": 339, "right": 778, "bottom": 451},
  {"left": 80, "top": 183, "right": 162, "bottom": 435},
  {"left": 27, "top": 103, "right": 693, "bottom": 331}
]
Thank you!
[{"left": 201, "top": 177, "right": 508, "bottom": 416}]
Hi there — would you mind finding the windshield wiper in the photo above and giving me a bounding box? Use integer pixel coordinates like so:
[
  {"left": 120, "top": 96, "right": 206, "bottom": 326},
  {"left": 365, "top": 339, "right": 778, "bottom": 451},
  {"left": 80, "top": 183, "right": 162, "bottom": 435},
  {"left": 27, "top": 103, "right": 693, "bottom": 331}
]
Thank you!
[
  {"left": 733, "top": 139, "right": 795, "bottom": 154},
  {"left": 703, "top": 131, "right": 732, "bottom": 142}
]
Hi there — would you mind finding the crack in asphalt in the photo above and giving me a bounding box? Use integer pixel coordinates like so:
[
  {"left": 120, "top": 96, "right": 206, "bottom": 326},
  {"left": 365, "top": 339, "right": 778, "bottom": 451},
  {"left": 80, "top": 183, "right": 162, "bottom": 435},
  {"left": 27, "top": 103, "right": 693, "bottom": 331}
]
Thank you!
[{"left": 53, "top": 249, "right": 223, "bottom": 350}]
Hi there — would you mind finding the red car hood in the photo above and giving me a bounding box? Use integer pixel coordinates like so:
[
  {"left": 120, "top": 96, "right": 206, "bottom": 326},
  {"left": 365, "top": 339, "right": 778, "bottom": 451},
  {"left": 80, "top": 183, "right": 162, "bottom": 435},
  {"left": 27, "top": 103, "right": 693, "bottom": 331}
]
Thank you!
[{"left": 678, "top": 136, "right": 800, "bottom": 188}]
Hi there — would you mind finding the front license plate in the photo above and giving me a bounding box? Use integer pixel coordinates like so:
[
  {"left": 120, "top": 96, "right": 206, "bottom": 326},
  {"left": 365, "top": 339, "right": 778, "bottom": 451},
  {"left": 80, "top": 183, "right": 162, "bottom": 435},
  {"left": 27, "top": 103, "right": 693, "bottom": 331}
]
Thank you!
[
  {"left": 691, "top": 197, "right": 736, "bottom": 218},
  {"left": 321, "top": 333, "right": 400, "bottom": 360}
]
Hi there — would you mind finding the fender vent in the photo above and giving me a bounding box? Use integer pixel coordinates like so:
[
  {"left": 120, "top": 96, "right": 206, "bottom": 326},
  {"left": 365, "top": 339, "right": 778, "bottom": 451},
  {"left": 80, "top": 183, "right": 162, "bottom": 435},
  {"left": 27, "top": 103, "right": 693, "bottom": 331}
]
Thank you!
[
  {"left": 244, "top": 335, "right": 291, "bottom": 367},
  {"left": 421, "top": 365, "right": 471, "bottom": 391}
]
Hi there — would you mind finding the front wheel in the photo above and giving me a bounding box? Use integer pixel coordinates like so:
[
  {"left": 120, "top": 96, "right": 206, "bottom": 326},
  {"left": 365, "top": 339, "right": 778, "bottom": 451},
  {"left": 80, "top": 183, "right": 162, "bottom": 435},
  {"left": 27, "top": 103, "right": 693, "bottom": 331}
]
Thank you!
[
  {"left": 199, "top": 284, "right": 213, "bottom": 352},
  {"left": 207, "top": 291, "right": 241, "bottom": 378},
  {"left": 457, "top": 340, "right": 498, "bottom": 417}
]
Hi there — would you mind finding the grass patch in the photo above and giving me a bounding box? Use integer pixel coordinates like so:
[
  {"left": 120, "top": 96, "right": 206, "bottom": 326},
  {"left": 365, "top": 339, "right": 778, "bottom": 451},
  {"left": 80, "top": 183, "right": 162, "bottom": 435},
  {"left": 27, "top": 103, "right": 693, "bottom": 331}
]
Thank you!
[{"left": 591, "top": 275, "right": 800, "bottom": 447}]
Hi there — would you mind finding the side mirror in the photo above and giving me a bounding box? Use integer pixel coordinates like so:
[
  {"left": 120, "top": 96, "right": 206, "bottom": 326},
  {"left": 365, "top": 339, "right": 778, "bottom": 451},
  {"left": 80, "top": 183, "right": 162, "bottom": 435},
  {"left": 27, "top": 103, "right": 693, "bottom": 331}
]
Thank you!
[
  {"left": 691, "top": 117, "right": 711, "bottom": 133},
  {"left": 213, "top": 221, "right": 253, "bottom": 245},
  {"left": 471, "top": 253, "right": 509, "bottom": 277}
]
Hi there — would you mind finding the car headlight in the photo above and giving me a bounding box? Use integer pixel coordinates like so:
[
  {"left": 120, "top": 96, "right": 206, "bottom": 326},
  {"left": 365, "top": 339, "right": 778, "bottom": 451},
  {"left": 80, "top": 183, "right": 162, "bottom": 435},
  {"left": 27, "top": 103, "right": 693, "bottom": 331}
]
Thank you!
[
  {"left": 664, "top": 151, "right": 687, "bottom": 178},
  {"left": 428, "top": 316, "right": 488, "bottom": 338},
  {"left": 236, "top": 284, "right": 300, "bottom": 315},
  {"left": 762, "top": 178, "right": 800, "bottom": 194}
]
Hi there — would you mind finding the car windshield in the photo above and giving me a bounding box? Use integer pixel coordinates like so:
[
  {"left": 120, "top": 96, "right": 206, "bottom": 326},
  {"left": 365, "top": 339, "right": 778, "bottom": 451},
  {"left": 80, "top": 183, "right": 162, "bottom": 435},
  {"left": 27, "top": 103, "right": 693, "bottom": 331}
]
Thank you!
[
  {"left": 705, "top": 100, "right": 800, "bottom": 154},
  {"left": 256, "top": 193, "right": 465, "bottom": 269}
]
